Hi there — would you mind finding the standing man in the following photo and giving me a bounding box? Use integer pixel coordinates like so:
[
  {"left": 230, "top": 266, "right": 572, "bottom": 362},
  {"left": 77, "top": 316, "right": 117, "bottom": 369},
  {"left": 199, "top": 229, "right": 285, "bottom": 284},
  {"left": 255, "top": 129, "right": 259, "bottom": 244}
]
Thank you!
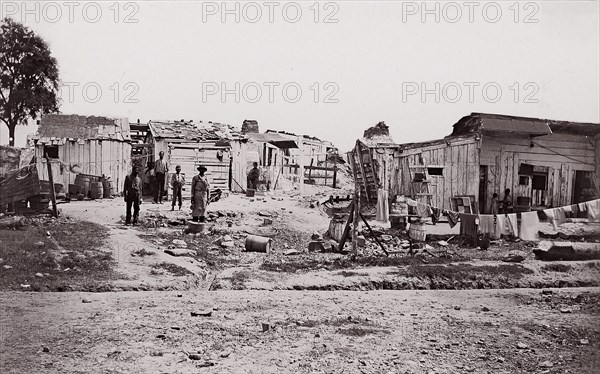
[
  {"left": 154, "top": 151, "right": 168, "bottom": 204},
  {"left": 191, "top": 165, "right": 210, "bottom": 222},
  {"left": 124, "top": 166, "right": 143, "bottom": 225},
  {"left": 171, "top": 165, "right": 185, "bottom": 211},
  {"left": 247, "top": 162, "right": 260, "bottom": 190}
]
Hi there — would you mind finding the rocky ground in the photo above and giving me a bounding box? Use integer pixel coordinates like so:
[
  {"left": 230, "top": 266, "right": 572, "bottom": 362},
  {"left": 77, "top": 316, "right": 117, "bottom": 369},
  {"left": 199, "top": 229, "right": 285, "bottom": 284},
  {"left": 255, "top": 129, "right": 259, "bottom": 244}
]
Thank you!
[{"left": 1, "top": 188, "right": 600, "bottom": 373}]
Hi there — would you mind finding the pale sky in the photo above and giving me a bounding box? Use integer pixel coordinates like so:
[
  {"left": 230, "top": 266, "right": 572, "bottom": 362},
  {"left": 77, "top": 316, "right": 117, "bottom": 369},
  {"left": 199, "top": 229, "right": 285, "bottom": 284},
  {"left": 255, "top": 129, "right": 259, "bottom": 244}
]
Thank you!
[{"left": 1, "top": 0, "right": 599, "bottom": 151}]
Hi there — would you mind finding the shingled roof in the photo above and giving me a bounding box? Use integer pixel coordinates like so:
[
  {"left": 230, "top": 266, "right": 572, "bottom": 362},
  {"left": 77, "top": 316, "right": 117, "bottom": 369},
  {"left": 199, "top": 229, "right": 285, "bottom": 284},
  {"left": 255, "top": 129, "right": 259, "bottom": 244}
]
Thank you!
[
  {"left": 32, "top": 114, "right": 131, "bottom": 143},
  {"left": 148, "top": 120, "right": 247, "bottom": 141}
]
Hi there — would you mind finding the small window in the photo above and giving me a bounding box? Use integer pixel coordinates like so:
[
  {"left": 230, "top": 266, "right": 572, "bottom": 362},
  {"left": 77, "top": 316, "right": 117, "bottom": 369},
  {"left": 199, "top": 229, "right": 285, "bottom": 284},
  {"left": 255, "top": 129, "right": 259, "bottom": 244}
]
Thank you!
[
  {"left": 519, "top": 176, "right": 529, "bottom": 185},
  {"left": 44, "top": 145, "right": 59, "bottom": 159},
  {"left": 427, "top": 167, "right": 444, "bottom": 176},
  {"left": 532, "top": 174, "right": 547, "bottom": 190}
]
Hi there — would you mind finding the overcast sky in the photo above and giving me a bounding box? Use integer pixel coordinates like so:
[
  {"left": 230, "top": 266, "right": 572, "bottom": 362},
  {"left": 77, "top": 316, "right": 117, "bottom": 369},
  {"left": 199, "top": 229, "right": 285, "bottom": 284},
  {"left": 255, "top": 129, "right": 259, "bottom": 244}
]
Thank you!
[{"left": 1, "top": 1, "right": 599, "bottom": 151}]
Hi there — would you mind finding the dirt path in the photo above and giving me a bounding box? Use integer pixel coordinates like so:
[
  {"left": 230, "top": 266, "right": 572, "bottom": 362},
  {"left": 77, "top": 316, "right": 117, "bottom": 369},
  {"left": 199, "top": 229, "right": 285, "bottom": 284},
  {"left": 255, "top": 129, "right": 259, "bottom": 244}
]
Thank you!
[{"left": 1, "top": 288, "right": 598, "bottom": 373}]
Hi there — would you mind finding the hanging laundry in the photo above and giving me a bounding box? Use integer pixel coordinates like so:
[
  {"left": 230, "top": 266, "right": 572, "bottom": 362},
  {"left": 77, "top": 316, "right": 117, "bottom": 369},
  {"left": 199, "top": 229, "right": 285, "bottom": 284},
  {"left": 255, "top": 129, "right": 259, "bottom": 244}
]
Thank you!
[
  {"left": 569, "top": 204, "right": 580, "bottom": 218},
  {"left": 586, "top": 199, "right": 600, "bottom": 222},
  {"left": 376, "top": 189, "right": 390, "bottom": 222},
  {"left": 416, "top": 202, "right": 432, "bottom": 218},
  {"left": 446, "top": 210, "right": 460, "bottom": 228},
  {"left": 502, "top": 214, "right": 518, "bottom": 237},
  {"left": 578, "top": 202, "right": 588, "bottom": 213},
  {"left": 544, "top": 207, "right": 567, "bottom": 230},
  {"left": 479, "top": 215, "right": 502, "bottom": 239},
  {"left": 519, "top": 211, "right": 540, "bottom": 241},
  {"left": 459, "top": 213, "right": 478, "bottom": 242}
]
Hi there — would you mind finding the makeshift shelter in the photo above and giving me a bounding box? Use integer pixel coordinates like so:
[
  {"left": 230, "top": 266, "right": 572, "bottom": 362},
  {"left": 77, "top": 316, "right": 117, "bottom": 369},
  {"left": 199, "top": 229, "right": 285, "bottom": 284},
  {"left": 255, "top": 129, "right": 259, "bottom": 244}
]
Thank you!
[
  {"left": 351, "top": 113, "right": 600, "bottom": 213},
  {"left": 29, "top": 114, "right": 131, "bottom": 193},
  {"left": 146, "top": 120, "right": 248, "bottom": 193}
]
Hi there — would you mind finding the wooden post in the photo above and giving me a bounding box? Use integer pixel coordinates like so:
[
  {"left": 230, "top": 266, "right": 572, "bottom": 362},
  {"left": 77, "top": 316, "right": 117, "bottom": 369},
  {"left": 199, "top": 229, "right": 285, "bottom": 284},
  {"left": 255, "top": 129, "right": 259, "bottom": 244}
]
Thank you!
[
  {"left": 324, "top": 158, "right": 328, "bottom": 187},
  {"left": 333, "top": 153, "right": 338, "bottom": 189},
  {"left": 45, "top": 156, "right": 58, "bottom": 218},
  {"left": 308, "top": 158, "right": 314, "bottom": 183}
]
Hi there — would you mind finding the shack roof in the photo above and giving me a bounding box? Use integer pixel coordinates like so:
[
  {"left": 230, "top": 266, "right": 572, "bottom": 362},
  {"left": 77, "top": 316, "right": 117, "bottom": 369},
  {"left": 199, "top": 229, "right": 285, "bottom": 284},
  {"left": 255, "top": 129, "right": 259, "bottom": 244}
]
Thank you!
[
  {"left": 265, "top": 129, "right": 334, "bottom": 145},
  {"left": 148, "top": 120, "right": 246, "bottom": 142},
  {"left": 33, "top": 114, "right": 131, "bottom": 143},
  {"left": 452, "top": 113, "right": 600, "bottom": 137},
  {"left": 247, "top": 132, "right": 299, "bottom": 149}
]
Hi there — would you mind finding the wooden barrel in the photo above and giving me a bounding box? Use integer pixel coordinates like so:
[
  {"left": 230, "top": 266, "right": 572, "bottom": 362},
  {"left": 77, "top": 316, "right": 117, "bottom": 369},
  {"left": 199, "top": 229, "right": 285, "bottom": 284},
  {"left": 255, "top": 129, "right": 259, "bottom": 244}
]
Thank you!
[
  {"left": 245, "top": 235, "right": 271, "bottom": 253},
  {"left": 409, "top": 222, "right": 426, "bottom": 242},
  {"left": 102, "top": 180, "right": 114, "bottom": 198},
  {"left": 75, "top": 174, "right": 92, "bottom": 198},
  {"left": 90, "top": 182, "right": 103, "bottom": 199},
  {"left": 328, "top": 217, "right": 347, "bottom": 242}
]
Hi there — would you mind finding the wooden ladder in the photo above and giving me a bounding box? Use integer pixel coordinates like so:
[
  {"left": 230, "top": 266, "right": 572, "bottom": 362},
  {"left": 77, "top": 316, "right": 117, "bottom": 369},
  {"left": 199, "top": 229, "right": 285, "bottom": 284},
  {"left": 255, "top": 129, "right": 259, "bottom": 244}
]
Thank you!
[
  {"left": 351, "top": 141, "right": 377, "bottom": 203},
  {"left": 409, "top": 165, "right": 433, "bottom": 208}
]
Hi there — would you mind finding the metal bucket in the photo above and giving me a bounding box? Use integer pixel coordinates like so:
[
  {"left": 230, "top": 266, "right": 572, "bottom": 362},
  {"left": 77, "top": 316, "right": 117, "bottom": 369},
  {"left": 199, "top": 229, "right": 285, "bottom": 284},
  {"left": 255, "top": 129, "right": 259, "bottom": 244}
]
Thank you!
[
  {"left": 246, "top": 189, "right": 255, "bottom": 197},
  {"left": 187, "top": 221, "right": 206, "bottom": 234},
  {"left": 245, "top": 235, "right": 271, "bottom": 253}
]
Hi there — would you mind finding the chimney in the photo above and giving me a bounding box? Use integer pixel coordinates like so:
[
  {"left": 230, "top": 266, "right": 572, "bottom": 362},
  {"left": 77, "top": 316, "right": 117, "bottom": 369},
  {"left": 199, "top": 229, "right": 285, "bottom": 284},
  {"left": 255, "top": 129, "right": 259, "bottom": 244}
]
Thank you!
[
  {"left": 241, "top": 119, "right": 259, "bottom": 134},
  {"left": 137, "top": 119, "right": 140, "bottom": 124}
]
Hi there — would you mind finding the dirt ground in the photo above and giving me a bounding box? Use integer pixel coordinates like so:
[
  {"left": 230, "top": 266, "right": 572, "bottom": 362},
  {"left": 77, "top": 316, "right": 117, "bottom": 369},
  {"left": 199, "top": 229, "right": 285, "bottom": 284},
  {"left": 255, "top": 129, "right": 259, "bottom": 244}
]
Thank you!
[
  {"left": 1, "top": 288, "right": 599, "bottom": 373},
  {"left": 1, "top": 189, "right": 600, "bottom": 373}
]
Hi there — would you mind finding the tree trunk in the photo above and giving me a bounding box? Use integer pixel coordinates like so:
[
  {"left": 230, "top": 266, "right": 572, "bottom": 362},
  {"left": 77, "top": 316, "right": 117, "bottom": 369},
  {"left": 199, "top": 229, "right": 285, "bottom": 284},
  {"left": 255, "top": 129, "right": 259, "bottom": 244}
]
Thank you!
[{"left": 8, "top": 123, "right": 16, "bottom": 146}]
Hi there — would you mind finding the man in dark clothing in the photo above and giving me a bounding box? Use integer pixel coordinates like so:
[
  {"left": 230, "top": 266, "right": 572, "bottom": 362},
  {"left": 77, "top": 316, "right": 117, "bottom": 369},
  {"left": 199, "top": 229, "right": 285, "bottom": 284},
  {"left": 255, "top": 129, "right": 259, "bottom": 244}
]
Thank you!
[
  {"left": 154, "top": 151, "right": 168, "bottom": 204},
  {"left": 124, "top": 167, "right": 143, "bottom": 225},
  {"left": 247, "top": 162, "right": 260, "bottom": 190}
]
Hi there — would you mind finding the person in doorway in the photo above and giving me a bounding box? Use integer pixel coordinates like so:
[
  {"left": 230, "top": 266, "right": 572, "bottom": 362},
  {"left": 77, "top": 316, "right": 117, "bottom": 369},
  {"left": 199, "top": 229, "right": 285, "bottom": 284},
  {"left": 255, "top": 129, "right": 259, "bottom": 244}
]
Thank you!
[
  {"left": 154, "top": 151, "right": 168, "bottom": 204},
  {"left": 247, "top": 162, "right": 260, "bottom": 190},
  {"left": 124, "top": 167, "right": 143, "bottom": 225},
  {"left": 500, "top": 188, "right": 513, "bottom": 214},
  {"left": 191, "top": 165, "right": 210, "bottom": 222},
  {"left": 489, "top": 193, "right": 499, "bottom": 214},
  {"left": 171, "top": 165, "right": 185, "bottom": 211}
]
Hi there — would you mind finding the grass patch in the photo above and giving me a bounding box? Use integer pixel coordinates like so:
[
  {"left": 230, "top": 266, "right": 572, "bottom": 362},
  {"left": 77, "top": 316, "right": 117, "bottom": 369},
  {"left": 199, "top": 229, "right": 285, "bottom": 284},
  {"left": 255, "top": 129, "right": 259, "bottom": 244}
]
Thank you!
[
  {"left": 150, "top": 262, "right": 193, "bottom": 277},
  {"left": 0, "top": 218, "right": 111, "bottom": 291},
  {"left": 541, "top": 263, "right": 573, "bottom": 273},
  {"left": 260, "top": 254, "right": 462, "bottom": 273},
  {"left": 336, "top": 270, "right": 369, "bottom": 277}
]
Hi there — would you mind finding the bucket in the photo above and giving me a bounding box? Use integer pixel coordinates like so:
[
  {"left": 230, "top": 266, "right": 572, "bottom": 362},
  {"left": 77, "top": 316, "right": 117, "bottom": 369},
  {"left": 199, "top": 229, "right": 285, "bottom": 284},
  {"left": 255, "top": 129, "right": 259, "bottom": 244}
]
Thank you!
[
  {"left": 245, "top": 235, "right": 271, "bottom": 253},
  {"left": 90, "top": 182, "right": 104, "bottom": 199},
  {"left": 69, "top": 183, "right": 83, "bottom": 195},
  {"left": 409, "top": 222, "right": 426, "bottom": 242},
  {"left": 187, "top": 221, "right": 206, "bottom": 234},
  {"left": 75, "top": 174, "right": 92, "bottom": 198},
  {"left": 246, "top": 189, "right": 255, "bottom": 197}
]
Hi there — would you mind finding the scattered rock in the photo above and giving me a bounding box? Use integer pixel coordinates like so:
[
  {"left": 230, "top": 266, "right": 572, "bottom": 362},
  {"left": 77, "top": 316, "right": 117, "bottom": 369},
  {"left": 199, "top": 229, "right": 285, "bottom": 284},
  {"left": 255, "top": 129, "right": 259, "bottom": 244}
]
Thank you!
[
  {"left": 261, "top": 322, "right": 271, "bottom": 332},
  {"left": 503, "top": 250, "right": 527, "bottom": 263},
  {"left": 481, "top": 306, "right": 491, "bottom": 312},
  {"left": 3, "top": 265, "right": 12, "bottom": 270},
  {"left": 220, "top": 241, "right": 235, "bottom": 248},
  {"left": 164, "top": 248, "right": 196, "bottom": 257},
  {"left": 516, "top": 342, "right": 528, "bottom": 349},
  {"left": 34, "top": 241, "right": 45, "bottom": 247},
  {"left": 191, "top": 310, "right": 212, "bottom": 317},
  {"left": 82, "top": 298, "right": 92, "bottom": 303},
  {"left": 437, "top": 240, "right": 449, "bottom": 247},
  {"left": 42, "top": 346, "right": 50, "bottom": 353},
  {"left": 453, "top": 306, "right": 461, "bottom": 310},
  {"left": 21, "top": 284, "right": 30, "bottom": 289},
  {"left": 580, "top": 339, "right": 589, "bottom": 345},
  {"left": 172, "top": 239, "right": 187, "bottom": 248},
  {"left": 560, "top": 308, "right": 572, "bottom": 314},
  {"left": 541, "top": 290, "right": 553, "bottom": 295},
  {"left": 150, "top": 351, "right": 163, "bottom": 357},
  {"left": 220, "top": 350, "right": 231, "bottom": 358},
  {"left": 188, "top": 353, "right": 203, "bottom": 360},
  {"left": 308, "top": 241, "right": 326, "bottom": 252},
  {"left": 311, "top": 232, "right": 322, "bottom": 240},
  {"left": 35, "top": 273, "right": 44, "bottom": 278},
  {"left": 539, "top": 361, "right": 553, "bottom": 368},
  {"left": 284, "top": 249, "right": 301, "bottom": 256}
]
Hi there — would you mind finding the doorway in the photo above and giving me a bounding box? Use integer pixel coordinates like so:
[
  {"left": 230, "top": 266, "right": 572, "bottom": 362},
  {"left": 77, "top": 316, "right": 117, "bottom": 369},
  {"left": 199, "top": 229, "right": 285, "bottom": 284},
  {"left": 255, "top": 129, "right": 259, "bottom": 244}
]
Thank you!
[
  {"left": 573, "top": 170, "right": 594, "bottom": 204},
  {"left": 479, "top": 166, "right": 488, "bottom": 213}
]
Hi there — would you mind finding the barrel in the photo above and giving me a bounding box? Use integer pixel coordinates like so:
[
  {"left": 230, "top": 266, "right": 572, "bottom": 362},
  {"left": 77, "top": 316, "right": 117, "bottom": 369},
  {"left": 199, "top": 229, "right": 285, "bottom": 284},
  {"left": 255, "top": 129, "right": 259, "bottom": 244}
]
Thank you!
[
  {"left": 75, "top": 174, "right": 92, "bottom": 198},
  {"left": 328, "top": 217, "right": 347, "bottom": 242},
  {"left": 90, "top": 182, "right": 104, "bottom": 199},
  {"left": 409, "top": 222, "right": 426, "bottom": 242},
  {"left": 69, "top": 183, "right": 82, "bottom": 195},
  {"left": 245, "top": 235, "right": 271, "bottom": 253},
  {"left": 102, "top": 180, "right": 114, "bottom": 198},
  {"left": 246, "top": 188, "right": 255, "bottom": 197}
]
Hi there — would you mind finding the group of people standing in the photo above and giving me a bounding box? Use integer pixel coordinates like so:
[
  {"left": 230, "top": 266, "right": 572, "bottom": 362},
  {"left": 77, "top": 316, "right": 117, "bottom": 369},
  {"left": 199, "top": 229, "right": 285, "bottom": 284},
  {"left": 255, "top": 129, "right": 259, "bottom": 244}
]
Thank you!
[
  {"left": 123, "top": 151, "right": 210, "bottom": 225},
  {"left": 489, "top": 188, "right": 513, "bottom": 214}
]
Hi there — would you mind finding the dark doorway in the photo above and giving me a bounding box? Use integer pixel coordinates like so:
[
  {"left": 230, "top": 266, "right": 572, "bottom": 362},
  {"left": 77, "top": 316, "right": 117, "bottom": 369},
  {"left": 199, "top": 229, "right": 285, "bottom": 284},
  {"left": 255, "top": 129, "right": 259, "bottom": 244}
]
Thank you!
[
  {"left": 479, "top": 166, "right": 488, "bottom": 214},
  {"left": 573, "top": 170, "right": 594, "bottom": 204}
]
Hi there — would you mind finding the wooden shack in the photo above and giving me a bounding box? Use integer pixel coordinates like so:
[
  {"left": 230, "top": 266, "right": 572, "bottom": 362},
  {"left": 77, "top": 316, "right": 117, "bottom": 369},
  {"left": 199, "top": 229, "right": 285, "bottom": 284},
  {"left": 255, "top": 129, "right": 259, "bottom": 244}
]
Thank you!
[
  {"left": 146, "top": 120, "right": 248, "bottom": 194},
  {"left": 30, "top": 114, "right": 131, "bottom": 193},
  {"left": 353, "top": 113, "right": 600, "bottom": 213}
]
